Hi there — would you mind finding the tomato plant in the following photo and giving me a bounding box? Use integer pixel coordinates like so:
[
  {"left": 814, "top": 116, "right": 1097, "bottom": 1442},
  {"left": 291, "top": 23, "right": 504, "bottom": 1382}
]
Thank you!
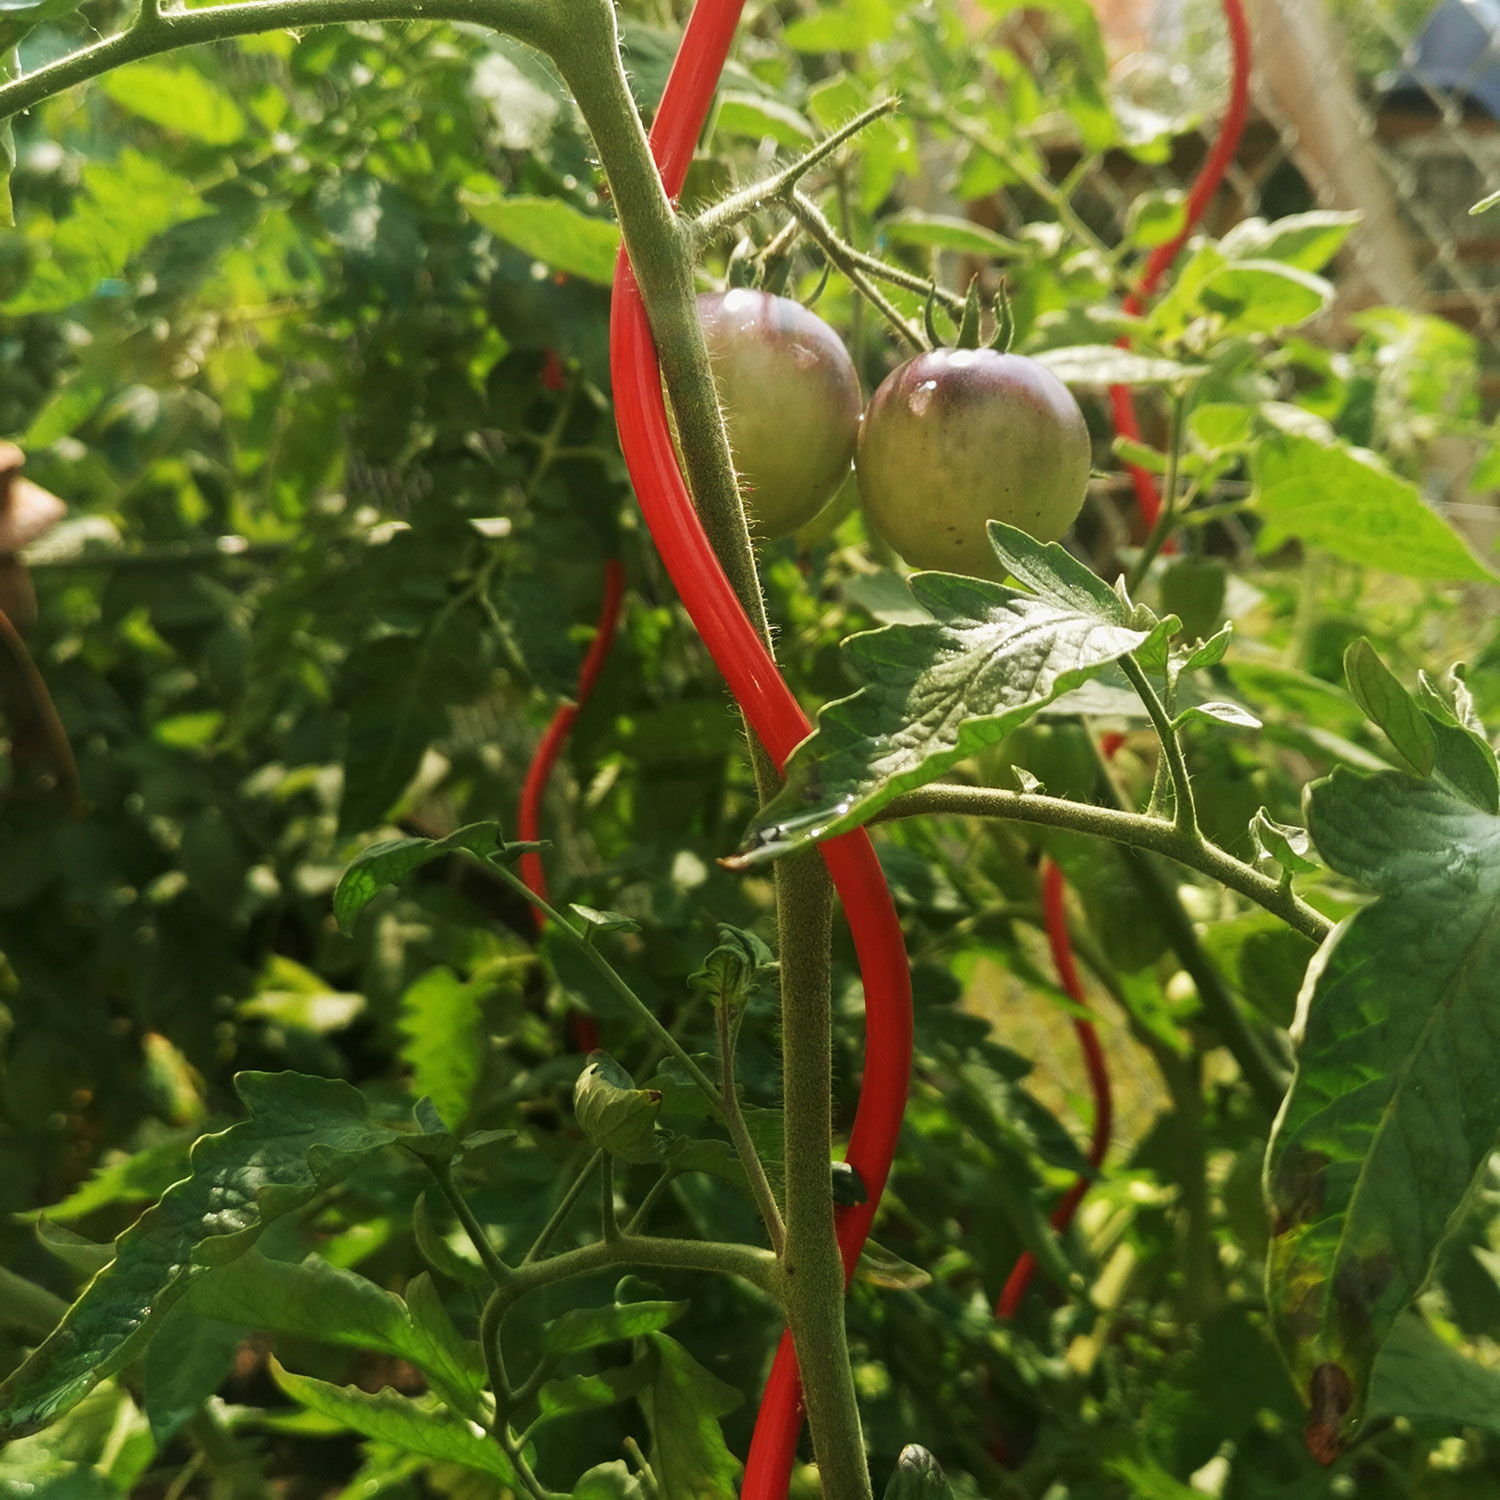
[
  {"left": 1, "top": 1, "right": 1499, "bottom": 1499},
  {"left": 857, "top": 348, "right": 1092, "bottom": 577}
]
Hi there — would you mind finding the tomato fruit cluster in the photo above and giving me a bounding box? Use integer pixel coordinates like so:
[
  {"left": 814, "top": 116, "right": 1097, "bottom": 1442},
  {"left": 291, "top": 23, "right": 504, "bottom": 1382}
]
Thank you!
[{"left": 696, "top": 292, "right": 1091, "bottom": 571}]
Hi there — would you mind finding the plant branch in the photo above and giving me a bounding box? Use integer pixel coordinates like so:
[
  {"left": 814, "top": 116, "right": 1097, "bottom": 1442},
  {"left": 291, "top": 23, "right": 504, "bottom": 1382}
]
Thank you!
[
  {"left": 717, "top": 993, "right": 786, "bottom": 1254},
  {"left": 625, "top": 1166, "right": 678, "bottom": 1234},
  {"left": 480, "top": 1234, "right": 780, "bottom": 1383},
  {"left": 788, "top": 189, "right": 925, "bottom": 350},
  {"left": 488, "top": 862, "right": 727, "bottom": 1113},
  {"left": 0, "top": 0, "right": 548, "bottom": 121},
  {"left": 422, "top": 1158, "right": 512, "bottom": 1287},
  {"left": 774, "top": 849, "right": 871, "bottom": 1500},
  {"left": 526, "top": 1150, "right": 615, "bottom": 1263},
  {"left": 1120, "top": 655, "right": 1199, "bottom": 839},
  {"left": 877, "top": 782, "right": 1331, "bottom": 947},
  {"left": 547, "top": 2, "right": 783, "bottom": 808},
  {"left": 692, "top": 98, "right": 899, "bottom": 244}
]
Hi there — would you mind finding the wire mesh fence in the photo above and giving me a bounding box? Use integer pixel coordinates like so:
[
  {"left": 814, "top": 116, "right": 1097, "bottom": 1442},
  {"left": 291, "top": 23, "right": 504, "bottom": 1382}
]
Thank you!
[{"left": 1021, "top": 0, "right": 1500, "bottom": 347}]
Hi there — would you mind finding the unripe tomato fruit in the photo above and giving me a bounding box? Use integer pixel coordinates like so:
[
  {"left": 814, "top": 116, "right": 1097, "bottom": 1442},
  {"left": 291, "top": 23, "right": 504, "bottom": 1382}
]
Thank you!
[
  {"left": 696, "top": 289, "right": 862, "bottom": 540},
  {"left": 856, "top": 348, "right": 1091, "bottom": 578}
]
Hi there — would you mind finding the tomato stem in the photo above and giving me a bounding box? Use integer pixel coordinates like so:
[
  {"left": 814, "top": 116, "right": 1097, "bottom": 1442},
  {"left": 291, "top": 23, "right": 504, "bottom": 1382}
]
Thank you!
[
  {"left": 787, "top": 189, "right": 925, "bottom": 349},
  {"left": 692, "top": 97, "right": 900, "bottom": 247},
  {"left": 0, "top": 0, "right": 550, "bottom": 119},
  {"left": 523, "top": 1150, "right": 603, "bottom": 1266},
  {"left": 1120, "top": 655, "right": 1201, "bottom": 841},
  {"left": 879, "top": 781, "right": 1329, "bottom": 948},
  {"left": 775, "top": 850, "right": 872, "bottom": 1499},
  {"left": 1126, "top": 387, "right": 1195, "bottom": 591},
  {"left": 718, "top": 978, "right": 787, "bottom": 1254},
  {"left": 421, "top": 1157, "right": 513, "bottom": 1288}
]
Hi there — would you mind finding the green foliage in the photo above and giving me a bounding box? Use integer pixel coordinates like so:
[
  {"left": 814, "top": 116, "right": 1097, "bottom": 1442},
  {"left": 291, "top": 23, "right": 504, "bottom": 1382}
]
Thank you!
[
  {"left": 2, "top": 0, "right": 1499, "bottom": 1493},
  {"left": 1266, "top": 674, "right": 1500, "bottom": 1440},
  {"left": 271, "top": 1359, "right": 520, "bottom": 1482},
  {"left": 741, "top": 525, "right": 1172, "bottom": 860},
  {"left": 574, "top": 1052, "right": 665, "bottom": 1164},
  {"left": 0, "top": 1071, "right": 449, "bottom": 1437}
]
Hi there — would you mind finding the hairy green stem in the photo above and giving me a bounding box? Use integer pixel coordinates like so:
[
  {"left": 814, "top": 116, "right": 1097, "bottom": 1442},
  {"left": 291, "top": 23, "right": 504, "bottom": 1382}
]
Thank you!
[
  {"left": 552, "top": 17, "right": 870, "bottom": 1491},
  {"left": 525, "top": 1151, "right": 602, "bottom": 1265},
  {"left": 880, "top": 782, "right": 1330, "bottom": 947},
  {"left": 546, "top": 0, "right": 782, "bottom": 807},
  {"left": 775, "top": 850, "right": 871, "bottom": 1500},
  {"left": 692, "top": 98, "right": 899, "bottom": 246},
  {"left": 717, "top": 991, "right": 786, "bottom": 1253},
  {"left": 424, "top": 1158, "right": 513, "bottom": 1287},
  {"left": 1120, "top": 655, "right": 1200, "bottom": 839},
  {"left": 0, "top": 0, "right": 547, "bottom": 120},
  {"left": 788, "top": 189, "right": 925, "bottom": 350},
  {"left": 490, "top": 861, "right": 727, "bottom": 1111}
]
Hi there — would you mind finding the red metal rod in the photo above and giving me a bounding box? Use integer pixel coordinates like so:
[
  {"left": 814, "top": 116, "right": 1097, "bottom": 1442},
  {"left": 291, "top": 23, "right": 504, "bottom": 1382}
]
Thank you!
[
  {"left": 1108, "top": 0, "right": 1252, "bottom": 531},
  {"left": 606, "top": 3, "right": 914, "bottom": 1493},
  {"left": 516, "top": 556, "right": 627, "bottom": 1052},
  {"left": 995, "top": 857, "right": 1114, "bottom": 1318}
]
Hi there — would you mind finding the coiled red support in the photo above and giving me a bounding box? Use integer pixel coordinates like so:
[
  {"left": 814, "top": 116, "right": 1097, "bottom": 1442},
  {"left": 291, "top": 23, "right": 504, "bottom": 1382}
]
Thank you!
[
  {"left": 1109, "top": 0, "right": 1252, "bottom": 531},
  {"left": 995, "top": 857, "right": 1113, "bottom": 1318},
  {"left": 607, "top": 2, "right": 914, "bottom": 1494},
  {"left": 516, "top": 557, "right": 627, "bottom": 1051}
]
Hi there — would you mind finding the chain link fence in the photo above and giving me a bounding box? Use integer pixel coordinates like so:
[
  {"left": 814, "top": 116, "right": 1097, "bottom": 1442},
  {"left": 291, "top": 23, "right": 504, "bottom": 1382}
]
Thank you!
[{"left": 1018, "top": 0, "right": 1500, "bottom": 346}]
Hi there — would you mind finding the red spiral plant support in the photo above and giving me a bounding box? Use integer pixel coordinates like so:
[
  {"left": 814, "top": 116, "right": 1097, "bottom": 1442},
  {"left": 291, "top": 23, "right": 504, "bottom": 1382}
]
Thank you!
[
  {"left": 607, "top": 2, "right": 914, "bottom": 1494},
  {"left": 516, "top": 556, "right": 627, "bottom": 1052},
  {"left": 1109, "top": 0, "right": 1252, "bottom": 533}
]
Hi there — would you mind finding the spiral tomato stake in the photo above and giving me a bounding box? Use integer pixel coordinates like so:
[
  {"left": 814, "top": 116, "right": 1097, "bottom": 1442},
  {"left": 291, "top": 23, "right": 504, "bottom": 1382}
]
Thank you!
[
  {"left": 608, "top": 0, "right": 913, "bottom": 1493},
  {"left": 1110, "top": 0, "right": 1251, "bottom": 533},
  {"left": 516, "top": 556, "right": 627, "bottom": 1052}
]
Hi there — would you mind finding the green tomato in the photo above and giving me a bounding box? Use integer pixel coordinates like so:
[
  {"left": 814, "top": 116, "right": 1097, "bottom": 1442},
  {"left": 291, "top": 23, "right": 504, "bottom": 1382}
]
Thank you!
[
  {"left": 696, "top": 289, "right": 862, "bottom": 540},
  {"left": 856, "top": 348, "right": 1091, "bottom": 578}
]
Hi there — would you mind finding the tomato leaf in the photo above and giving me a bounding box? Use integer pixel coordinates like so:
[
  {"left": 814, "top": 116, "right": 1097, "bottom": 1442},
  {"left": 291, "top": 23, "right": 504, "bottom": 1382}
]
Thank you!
[
  {"left": 882, "top": 1445, "right": 955, "bottom": 1500},
  {"left": 187, "top": 1254, "right": 484, "bottom": 1416},
  {"left": 1252, "top": 434, "right": 1497, "bottom": 583},
  {"left": 1035, "top": 345, "right": 1205, "bottom": 387},
  {"left": 0, "top": 1072, "right": 421, "bottom": 1439},
  {"left": 573, "top": 1462, "right": 648, "bottom": 1500},
  {"left": 270, "top": 1360, "right": 516, "bottom": 1480},
  {"left": 737, "top": 524, "right": 1168, "bottom": 863},
  {"left": 1249, "top": 809, "right": 1319, "bottom": 877},
  {"left": 1266, "top": 751, "right": 1500, "bottom": 1447},
  {"left": 639, "top": 1332, "right": 742, "bottom": 1499},
  {"left": 1344, "top": 638, "right": 1437, "bottom": 775},
  {"left": 541, "top": 1298, "right": 689, "bottom": 1359},
  {"left": 101, "top": 63, "right": 247, "bottom": 145},
  {"left": 461, "top": 190, "right": 622, "bottom": 285},
  {"left": 574, "top": 1053, "right": 664, "bottom": 1164},
  {"left": 1368, "top": 1315, "right": 1500, "bottom": 1434},
  {"left": 334, "top": 822, "right": 520, "bottom": 930},
  {"left": 397, "top": 967, "right": 485, "bottom": 1133}
]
